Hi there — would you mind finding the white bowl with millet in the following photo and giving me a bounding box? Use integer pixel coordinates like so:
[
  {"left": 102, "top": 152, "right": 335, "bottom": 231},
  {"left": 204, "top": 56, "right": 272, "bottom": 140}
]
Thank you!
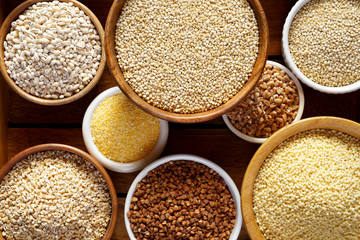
[
  {"left": 82, "top": 87, "right": 169, "bottom": 173},
  {"left": 282, "top": 0, "right": 360, "bottom": 94},
  {"left": 223, "top": 60, "right": 305, "bottom": 144}
]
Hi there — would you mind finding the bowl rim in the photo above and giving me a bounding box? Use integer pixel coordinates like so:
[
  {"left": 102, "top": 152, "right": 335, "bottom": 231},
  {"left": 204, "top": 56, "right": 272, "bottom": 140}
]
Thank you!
[
  {"left": 0, "top": 143, "right": 118, "bottom": 240},
  {"left": 105, "top": 0, "right": 269, "bottom": 123},
  {"left": 222, "top": 60, "right": 305, "bottom": 144},
  {"left": 281, "top": 0, "right": 360, "bottom": 94},
  {"left": 241, "top": 116, "right": 360, "bottom": 240},
  {"left": 124, "top": 154, "right": 242, "bottom": 240},
  {"left": 0, "top": 0, "right": 106, "bottom": 105},
  {"left": 82, "top": 86, "right": 169, "bottom": 173}
]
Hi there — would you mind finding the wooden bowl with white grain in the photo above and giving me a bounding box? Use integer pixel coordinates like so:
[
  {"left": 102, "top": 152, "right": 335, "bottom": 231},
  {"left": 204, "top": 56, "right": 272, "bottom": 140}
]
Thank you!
[
  {"left": 241, "top": 116, "right": 360, "bottom": 240},
  {"left": 105, "top": 0, "right": 269, "bottom": 123},
  {"left": 0, "top": 143, "right": 118, "bottom": 240},
  {"left": 0, "top": 0, "right": 105, "bottom": 105}
]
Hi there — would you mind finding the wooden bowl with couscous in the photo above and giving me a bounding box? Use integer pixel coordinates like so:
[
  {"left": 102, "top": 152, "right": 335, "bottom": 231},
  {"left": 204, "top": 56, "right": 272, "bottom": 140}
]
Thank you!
[
  {"left": 105, "top": 0, "right": 269, "bottom": 123},
  {"left": 0, "top": 144, "right": 118, "bottom": 240},
  {"left": 0, "top": 0, "right": 106, "bottom": 105},
  {"left": 242, "top": 116, "right": 360, "bottom": 240}
]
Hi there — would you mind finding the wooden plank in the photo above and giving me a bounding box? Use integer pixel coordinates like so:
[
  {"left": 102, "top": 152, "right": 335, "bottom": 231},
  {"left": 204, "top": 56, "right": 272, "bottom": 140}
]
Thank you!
[
  {"left": 0, "top": 0, "right": 8, "bottom": 168},
  {"left": 8, "top": 128, "right": 258, "bottom": 193}
]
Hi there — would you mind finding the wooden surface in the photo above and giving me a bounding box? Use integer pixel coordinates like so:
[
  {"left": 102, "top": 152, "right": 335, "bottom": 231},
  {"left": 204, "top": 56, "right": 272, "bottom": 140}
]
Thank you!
[
  {"left": 0, "top": 0, "right": 360, "bottom": 239},
  {"left": 241, "top": 117, "right": 360, "bottom": 240},
  {"left": 0, "top": 0, "right": 7, "bottom": 167}
]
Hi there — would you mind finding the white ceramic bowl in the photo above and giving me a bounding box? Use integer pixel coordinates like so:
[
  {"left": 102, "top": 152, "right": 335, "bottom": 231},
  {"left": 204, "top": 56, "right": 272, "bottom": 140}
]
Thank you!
[
  {"left": 282, "top": 0, "right": 360, "bottom": 94},
  {"left": 82, "top": 87, "right": 169, "bottom": 173},
  {"left": 222, "top": 60, "right": 305, "bottom": 144},
  {"left": 124, "top": 154, "right": 242, "bottom": 240}
]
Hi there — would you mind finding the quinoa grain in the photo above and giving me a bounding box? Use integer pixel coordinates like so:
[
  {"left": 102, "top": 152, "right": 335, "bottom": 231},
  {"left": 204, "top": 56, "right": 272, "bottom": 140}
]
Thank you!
[
  {"left": 289, "top": 0, "right": 360, "bottom": 87},
  {"left": 0, "top": 150, "right": 112, "bottom": 240},
  {"left": 253, "top": 129, "right": 360, "bottom": 239},
  {"left": 115, "top": 0, "right": 259, "bottom": 113}
]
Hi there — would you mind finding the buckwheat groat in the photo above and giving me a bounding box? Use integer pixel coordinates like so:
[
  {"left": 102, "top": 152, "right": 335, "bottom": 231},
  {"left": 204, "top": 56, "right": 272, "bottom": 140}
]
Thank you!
[
  {"left": 115, "top": 0, "right": 259, "bottom": 113},
  {"left": 4, "top": 1, "right": 102, "bottom": 99},
  {"left": 0, "top": 150, "right": 112, "bottom": 240},
  {"left": 253, "top": 129, "right": 360, "bottom": 240},
  {"left": 289, "top": 0, "right": 360, "bottom": 87}
]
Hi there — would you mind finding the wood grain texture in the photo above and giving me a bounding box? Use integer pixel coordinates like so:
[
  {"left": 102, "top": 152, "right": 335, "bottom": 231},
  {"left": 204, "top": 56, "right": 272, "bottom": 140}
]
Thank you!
[
  {"left": 8, "top": 128, "right": 257, "bottom": 193},
  {"left": 0, "top": 0, "right": 7, "bottom": 169},
  {"left": 241, "top": 117, "right": 360, "bottom": 240},
  {"left": 0, "top": 0, "right": 106, "bottom": 105}
]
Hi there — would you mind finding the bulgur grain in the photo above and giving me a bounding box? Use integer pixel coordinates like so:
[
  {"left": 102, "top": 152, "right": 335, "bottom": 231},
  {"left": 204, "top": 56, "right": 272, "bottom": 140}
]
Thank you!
[
  {"left": 289, "top": 0, "right": 360, "bottom": 87},
  {"left": 0, "top": 150, "right": 112, "bottom": 240},
  {"left": 115, "top": 0, "right": 259, "bottom": 113},
  {"left": 4, "top": 1, "right": 102, "bottom": 99},
  {"left": 253, "top": 129, "right": 360, "bottom": 239},
  {"left": 91, "top": 93, "right": 160, "bottom": 163}
]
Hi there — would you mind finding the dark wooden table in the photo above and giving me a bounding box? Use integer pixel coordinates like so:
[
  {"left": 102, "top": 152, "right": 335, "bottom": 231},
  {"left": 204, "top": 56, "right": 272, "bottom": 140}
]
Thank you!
[{"left": 0, "top": 0, "right": 359, "bottom": 239}]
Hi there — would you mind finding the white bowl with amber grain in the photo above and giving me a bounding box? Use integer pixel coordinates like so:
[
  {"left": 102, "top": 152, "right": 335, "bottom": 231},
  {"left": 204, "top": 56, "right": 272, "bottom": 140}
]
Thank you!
[
  {"left": 222, "top": 61, "right": 305, "bottom": 144},
  {"left": 82, "top": 87, "right": 169, "bottom": 173},
  {"left": 125, "top": 154, "right": 242, "bottom": 240}
]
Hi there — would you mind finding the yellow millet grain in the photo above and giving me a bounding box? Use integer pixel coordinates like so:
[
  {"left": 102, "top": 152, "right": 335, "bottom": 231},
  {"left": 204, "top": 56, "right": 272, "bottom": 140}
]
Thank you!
[
  {"left": 253, "top": 129, "right": 360, "bottom": 240},
  {"left": 91, "top": 93, "right": 160, "bottom": 163}
]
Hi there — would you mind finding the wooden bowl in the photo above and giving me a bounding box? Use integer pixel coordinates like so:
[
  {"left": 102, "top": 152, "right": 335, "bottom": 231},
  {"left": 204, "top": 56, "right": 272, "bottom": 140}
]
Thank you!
[
  {"left": 0, "top": 0, "right": 106, "bottom": 106},
  {"left": 105, "top": 0, "right": 269, "bottom": 123},
  {"left": 241, "top": 116, "right": 360, "bottom": 240},
  {"left": 0, "top": 143, "right": 118, "bottom": 240}
]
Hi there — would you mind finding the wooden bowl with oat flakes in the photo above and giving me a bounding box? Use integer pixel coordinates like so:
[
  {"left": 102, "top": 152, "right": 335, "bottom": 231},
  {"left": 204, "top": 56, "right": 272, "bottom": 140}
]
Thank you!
[
  {"left": 0, "top": 144, "right": 118, "bottom": 240},
  {"left": 0, "top": 0, "right": 106, "bottom": 105},
  {"left": 105, "top": 0, "right": 269, "bottom": 123}
]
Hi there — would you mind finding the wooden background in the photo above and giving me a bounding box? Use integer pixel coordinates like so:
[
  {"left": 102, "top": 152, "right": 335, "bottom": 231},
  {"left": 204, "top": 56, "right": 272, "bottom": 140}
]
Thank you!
[{"left": 0, "top": 0, "right": 359, "bottom": 239}]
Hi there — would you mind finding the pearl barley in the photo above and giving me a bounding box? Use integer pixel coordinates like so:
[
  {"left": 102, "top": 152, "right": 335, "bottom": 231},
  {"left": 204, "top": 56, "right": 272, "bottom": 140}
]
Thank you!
[{"left": 4, "top": 1, "right": 101, "bottom": 99}]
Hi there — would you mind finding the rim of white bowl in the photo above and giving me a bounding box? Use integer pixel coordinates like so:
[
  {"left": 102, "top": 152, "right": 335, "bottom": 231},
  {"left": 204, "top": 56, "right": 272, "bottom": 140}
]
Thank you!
[
  {"left": 222, "top": 60, "right": 305, "bottom": 144},
  {"left": 82, "top": 87, "right": 169, "bottom": 173},
  {"left": 282, "top": 0, "right": 360, "bottom": 94},
  {"left": 124, "top": 154, "right": 242, "bottom": 240}
]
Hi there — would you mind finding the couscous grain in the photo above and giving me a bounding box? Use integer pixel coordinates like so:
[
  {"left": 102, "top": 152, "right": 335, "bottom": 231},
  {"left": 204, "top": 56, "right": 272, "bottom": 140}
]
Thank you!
[{"left": 253, "top": 129, "right": 360, "bottom": 239}]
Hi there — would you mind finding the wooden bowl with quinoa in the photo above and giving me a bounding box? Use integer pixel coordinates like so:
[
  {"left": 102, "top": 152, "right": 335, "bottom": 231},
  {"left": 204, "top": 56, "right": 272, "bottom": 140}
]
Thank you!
[
  {"left": 105, "top": 0, "right": 269, "bottom": 123},
  {"left": 0, "top": 144, "right": 118, "bottom": 240},
  {"left": 0, "top": 0, "right": 106, "bottom": 105},
  {"left": 241, "top": 116, "right": 360, "bottom": 240}
]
